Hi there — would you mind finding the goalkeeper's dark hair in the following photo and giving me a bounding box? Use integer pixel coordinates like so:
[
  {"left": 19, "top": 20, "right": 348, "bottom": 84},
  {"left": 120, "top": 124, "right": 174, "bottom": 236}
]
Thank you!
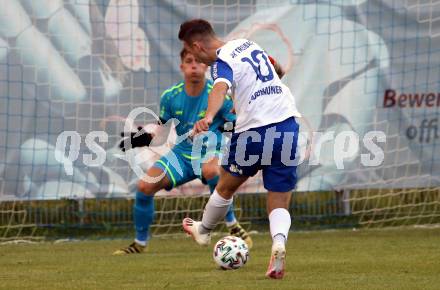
[
  {"left": 178, "top": 19, "right": 215, "bottom": 43},
  {"left": 180, "top": 48, "right": 189, "bottom": 61}
]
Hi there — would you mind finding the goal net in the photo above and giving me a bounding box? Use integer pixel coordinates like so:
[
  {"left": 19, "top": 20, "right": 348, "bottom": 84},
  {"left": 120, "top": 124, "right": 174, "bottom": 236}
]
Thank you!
[{"left": 0, "top": 0, "right": 439, "bottom": 241}]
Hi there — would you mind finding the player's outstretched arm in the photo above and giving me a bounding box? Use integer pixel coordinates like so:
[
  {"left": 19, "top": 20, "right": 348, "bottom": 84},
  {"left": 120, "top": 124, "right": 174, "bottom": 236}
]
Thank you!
[{"left": 193, "top": 82, "right": 229, "bottom": 134}]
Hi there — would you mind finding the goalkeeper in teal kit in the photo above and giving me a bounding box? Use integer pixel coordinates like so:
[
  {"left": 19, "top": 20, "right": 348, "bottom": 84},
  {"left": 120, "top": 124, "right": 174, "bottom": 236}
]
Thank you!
[{"left": 113, "top": 49, "right": 252, "bottom": 255}]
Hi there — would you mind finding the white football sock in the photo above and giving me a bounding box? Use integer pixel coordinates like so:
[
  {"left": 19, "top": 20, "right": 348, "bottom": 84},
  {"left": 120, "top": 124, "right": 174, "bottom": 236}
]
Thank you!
[
  {"left": 200, "top": 190, "right": 233, "bottom": 234},
  {"left": 269, "top": 208, "right": 291, "bottom": 245},
  {"left": 225, "top": 220, "right": 237, "bottom": 228},
  {"left": 273, "top": 233, "right": 286, "bottom": 245},
  {"left": 134, "top": 239, "right": 147, "bottom": 246}
]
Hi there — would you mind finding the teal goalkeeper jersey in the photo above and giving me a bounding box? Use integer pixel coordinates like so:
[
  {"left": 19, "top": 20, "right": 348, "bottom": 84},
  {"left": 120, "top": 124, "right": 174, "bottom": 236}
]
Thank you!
[{"left": 159, "top": 79, "right": 235, "bottom": 156}]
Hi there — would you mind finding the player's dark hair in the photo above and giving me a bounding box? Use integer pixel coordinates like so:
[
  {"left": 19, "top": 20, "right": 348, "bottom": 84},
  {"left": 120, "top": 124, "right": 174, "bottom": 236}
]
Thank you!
[{"left": 178, "top": 19, "right": 215, "bottom": 43}]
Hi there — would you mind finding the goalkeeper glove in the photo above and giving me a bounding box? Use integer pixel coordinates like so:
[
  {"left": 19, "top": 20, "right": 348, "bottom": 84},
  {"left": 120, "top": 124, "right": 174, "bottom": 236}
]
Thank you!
[{"left": 119, "top": 126, "right": 153, "bottom": 152}]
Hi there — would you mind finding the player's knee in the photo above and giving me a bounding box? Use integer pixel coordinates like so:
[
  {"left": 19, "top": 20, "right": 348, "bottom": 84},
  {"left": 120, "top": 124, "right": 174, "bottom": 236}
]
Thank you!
[
  {"left": 202, "top": 170, "right": 217, "bottom": 181},
  {"left": 201, "top": 165, "right": 219, "bottom": 181},
  {"left": 137, "top": 167, "right": 170, "bottom": 194},
  {"left": 137, "top": 180, "right": 160, "bottom": 196}
]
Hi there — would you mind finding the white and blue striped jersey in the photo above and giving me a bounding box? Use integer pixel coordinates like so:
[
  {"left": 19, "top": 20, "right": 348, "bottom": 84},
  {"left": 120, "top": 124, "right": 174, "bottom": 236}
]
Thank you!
[{"left": 211, "top": 38, "right": 301, "bottom": 133}]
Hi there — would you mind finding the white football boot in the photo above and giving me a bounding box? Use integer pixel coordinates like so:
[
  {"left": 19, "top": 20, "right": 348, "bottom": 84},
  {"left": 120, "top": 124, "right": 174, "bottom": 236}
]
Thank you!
[
  {"left": 182, "top": 217, "right": 211, "bottom": 246},
  {"left": 265, "top": 240, "right": 286, "bottom": 279}
]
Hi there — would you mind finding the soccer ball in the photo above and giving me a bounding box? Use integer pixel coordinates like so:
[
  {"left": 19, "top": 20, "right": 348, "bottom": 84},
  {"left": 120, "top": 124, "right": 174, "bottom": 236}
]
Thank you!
[{"left": 213, "top": 236, "right": 249, "bottom": 270}]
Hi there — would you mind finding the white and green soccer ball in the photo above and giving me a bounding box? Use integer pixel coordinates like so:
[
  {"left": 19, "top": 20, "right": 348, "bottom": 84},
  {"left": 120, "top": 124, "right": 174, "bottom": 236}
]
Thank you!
[{"left": 213, "top": 236, "right": 249, "bottom": 270}]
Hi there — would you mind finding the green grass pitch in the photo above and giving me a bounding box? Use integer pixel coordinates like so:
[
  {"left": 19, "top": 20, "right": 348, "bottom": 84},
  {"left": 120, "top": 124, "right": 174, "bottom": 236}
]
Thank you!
[{"left": 1, "top": 227, "right": 439, "bottom": 290}]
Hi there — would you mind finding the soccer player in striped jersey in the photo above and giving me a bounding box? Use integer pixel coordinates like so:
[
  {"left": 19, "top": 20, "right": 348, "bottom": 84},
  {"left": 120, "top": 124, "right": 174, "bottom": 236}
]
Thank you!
[
  {"left": 179, "top": 19, "right": 301, "bottom": 279},
  {"left": 113, "top": 48, "right": 252, "bottom": 255}
]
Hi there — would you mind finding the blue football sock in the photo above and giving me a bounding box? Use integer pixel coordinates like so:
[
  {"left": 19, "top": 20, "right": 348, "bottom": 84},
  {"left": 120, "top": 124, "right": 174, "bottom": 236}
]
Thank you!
[
  {"left": 206, "top": 176, "right": 237, "bottom": 225},
  {"left": 224, "top": 202, "right": 237, "bottom": 225},
  {"left": 134, "top": 191, "right": 154, "bottom": 243},
  {"left": 206, "top": 176, "right": 219, "bottom": 193}
]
